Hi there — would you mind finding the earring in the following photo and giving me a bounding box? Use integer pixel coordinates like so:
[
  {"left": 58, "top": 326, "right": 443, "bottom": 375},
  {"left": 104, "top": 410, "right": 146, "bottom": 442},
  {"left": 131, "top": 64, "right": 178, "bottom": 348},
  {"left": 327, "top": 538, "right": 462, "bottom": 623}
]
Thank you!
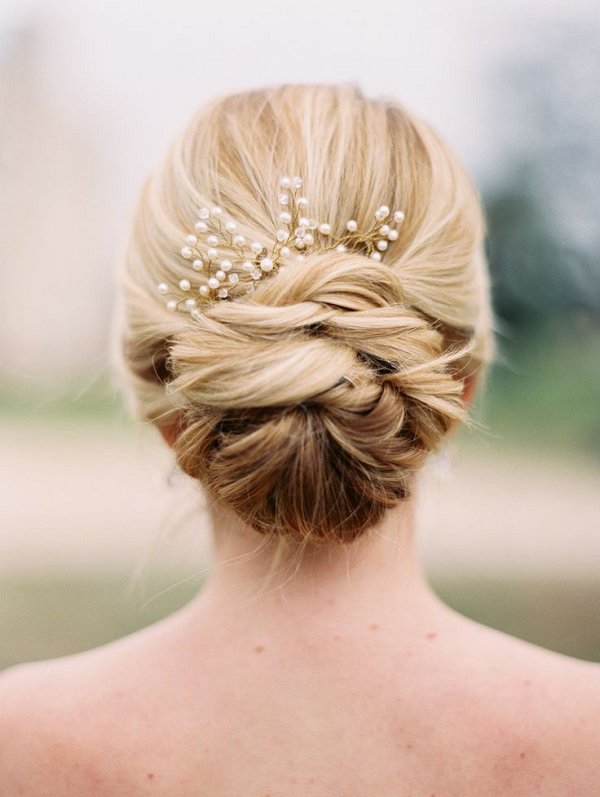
[
  {"left": 166, "top": 461, "right": 183, "bottom": 487},
  {"left": 432, "top": 447, "right": 453, "bottom": 482}
]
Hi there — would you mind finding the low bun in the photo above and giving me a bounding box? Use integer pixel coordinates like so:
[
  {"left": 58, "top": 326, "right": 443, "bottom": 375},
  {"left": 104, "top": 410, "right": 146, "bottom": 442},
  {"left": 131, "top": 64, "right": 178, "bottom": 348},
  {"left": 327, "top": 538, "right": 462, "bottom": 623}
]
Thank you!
[
  {"left": 114, "top": 84, "right": 493, "bottom": 546},
  {"left": 166, "top": 252, "right": 469, "bottom": 543}
]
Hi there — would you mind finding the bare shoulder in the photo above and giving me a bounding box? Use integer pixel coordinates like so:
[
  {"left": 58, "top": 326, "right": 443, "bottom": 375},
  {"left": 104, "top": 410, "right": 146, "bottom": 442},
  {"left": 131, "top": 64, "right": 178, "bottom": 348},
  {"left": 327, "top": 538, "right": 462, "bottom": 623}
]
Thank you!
[
  {"left": 0, "top": 657, "right": 105, "bottom": 796},
  {"left": 521, "top": 649, "right": 600, "bottom": 793},
  {"left": 531, "top": 649, "right": 600, "bottom": 770},
  {"left": 0, "top": 615, "right": 193, "bottom": 796},
  {"left": 0, "top": 644, "right": 160, "bottom": 797},
  {"left": 447, "top": 613, "right": 600, "bottom": 792},
  {"left": 461, "top": 608, "right": 600, "bottom": 708},
  {"left": 0, "top": 660, "right": 65, "bottom": 795}
]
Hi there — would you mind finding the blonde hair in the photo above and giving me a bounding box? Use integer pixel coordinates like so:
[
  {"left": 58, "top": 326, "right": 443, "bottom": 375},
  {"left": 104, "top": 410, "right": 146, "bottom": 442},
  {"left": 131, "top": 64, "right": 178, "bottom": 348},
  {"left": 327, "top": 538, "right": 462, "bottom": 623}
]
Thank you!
[{"left": 111, "top": 83, "right": 493, "bottom": 545}]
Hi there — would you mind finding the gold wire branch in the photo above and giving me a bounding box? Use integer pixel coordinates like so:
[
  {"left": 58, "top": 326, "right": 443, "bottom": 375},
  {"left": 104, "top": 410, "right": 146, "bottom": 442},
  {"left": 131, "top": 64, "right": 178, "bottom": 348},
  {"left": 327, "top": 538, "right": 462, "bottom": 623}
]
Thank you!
[{"left": 156, "top": 175, "right": 405, "bottom": 315}]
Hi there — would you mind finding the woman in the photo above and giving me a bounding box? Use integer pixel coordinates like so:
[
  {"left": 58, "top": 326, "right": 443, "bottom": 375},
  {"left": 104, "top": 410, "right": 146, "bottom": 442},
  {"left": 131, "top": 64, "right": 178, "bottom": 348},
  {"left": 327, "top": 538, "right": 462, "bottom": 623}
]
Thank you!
[{"left": 1, "top": 84, "right": 598, "bottom": 796}]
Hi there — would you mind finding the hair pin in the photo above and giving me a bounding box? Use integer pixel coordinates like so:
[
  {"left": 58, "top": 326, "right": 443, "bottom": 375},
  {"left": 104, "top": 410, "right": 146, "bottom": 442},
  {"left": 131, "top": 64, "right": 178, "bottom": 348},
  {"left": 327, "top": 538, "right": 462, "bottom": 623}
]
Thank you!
[{"left": 157, "top": 175, "right": 405, "bottom": 315}]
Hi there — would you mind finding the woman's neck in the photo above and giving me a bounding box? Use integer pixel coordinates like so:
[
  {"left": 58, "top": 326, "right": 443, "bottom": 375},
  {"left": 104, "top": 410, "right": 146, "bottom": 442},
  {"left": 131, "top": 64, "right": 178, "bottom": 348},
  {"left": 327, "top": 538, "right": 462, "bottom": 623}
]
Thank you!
[{"left": 181, "top": 490, "right": 446, "bottom": 629}]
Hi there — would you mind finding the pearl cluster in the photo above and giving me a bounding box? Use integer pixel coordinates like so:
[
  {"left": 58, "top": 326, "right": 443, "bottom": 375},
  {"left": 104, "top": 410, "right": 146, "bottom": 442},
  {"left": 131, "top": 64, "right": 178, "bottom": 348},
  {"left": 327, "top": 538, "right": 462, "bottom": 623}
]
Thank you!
[{"left": 157, "top": 175, "right": 405, "bottom": 316}]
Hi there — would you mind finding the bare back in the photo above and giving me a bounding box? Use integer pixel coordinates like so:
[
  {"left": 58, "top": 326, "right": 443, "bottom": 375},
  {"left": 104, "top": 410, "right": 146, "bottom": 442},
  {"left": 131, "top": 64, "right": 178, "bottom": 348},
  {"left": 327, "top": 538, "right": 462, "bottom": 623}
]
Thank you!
[{"left": 1, "top": 600, "right": 599, "bottom": 796}]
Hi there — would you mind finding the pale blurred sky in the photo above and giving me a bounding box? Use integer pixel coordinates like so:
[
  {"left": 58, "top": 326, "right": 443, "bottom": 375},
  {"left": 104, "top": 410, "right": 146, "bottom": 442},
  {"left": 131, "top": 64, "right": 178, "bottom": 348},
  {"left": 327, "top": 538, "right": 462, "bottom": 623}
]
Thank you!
[{"left": 2, "top": 0, "right": 597, "bottom": 179}]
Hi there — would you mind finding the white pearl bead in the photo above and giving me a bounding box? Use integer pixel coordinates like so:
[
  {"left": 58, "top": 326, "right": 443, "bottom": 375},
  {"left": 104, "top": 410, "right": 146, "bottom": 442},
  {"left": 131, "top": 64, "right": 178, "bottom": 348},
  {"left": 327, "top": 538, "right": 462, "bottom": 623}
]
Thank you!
[
  {"left": 276, "top": 229, "right": 288, "bottom": 242},
  {"left": 319, "top": 223, "right": 331, "bottom": 235},
  {"left": 376, "top": 240, "right": 388, "bottom": 251},
  {"left": 279, "top": 211, "right": 292, "bottom": 223},
  {"left": 251, "top": 241, "right": 263, "bottom": 253},
  {"left": 166, "top": 300, "right": 177, "bottom": 312},
  {"left": 228, "top": 272, "right": 239, "bottom": 284},
  {"left": 280, "top": 246, "right": 291, "bottom": 256},
  {"left": 185, "top": 298, "right": 197, "bottom": 309},
  {"left": 299, "top": 217, "right": 309, "bottom": 227},
  {"left": 192, "top": 259, "right": 203, "bottom": 271},
  {"left": 292, "top": 176, "right": 303, "bottom": 188},
  {"left": 251, "top": 268, "right": 262, "bottom": 280},
  {"left": 346, "top": 220, "right": 358, "bottom": 232},
  {"left": 206, "top": 234, "right": 219, "bottom": 246},
  {"left": 157, "top": 282, "right": 169, "bottom": 294},
  {"left": 387, "top": 229, "right": 399, "bottom": 241},
  {"left": 197, "top": 208, "right": 209, "bottom": 219},
  {"left": 260, "top": 258, "right": 274, "bottom": 272},
  {"left": 294, "top": 238, "right": 306, "bottom": 249},
  {"left": 207, "top": 248, "right": 218, "bottom": 259},
  {"left": 295, "top": 227, "right": 306, "bottom": 238},
  {"left": 233, "top": 235, "right": 245, "bottom": 246},
  {"left": 211, "top": 206, "right": 223, "bottom": 217},
  {"left": 180, "top": 246, "right": 193, "bottom": 259},
  {"left": 378, "top": 205, "right": 390, "bottom": 217},
  {"left": 336, "top": 244, "right": 346, "bottom": 253},
  {"left": 297, "top": 197, "right": 308, "bottom": 207},
  {"left": 219, "top": 259, "right": 232, "bottom": 271},
  {"left": 307, "top": 219, "right": 318, "bottom": 230},
  {"left": 185, "top": 234, "right": 198, "bottom": 246},
  {"left": 393, "top": 210, "right": 405, "bottom": 222},
  {"left": 195, "top": 221, "right": 208, "bottom": 233},
  {"left": 217, "top": 287, "right": 228, "bottom": 298},
  {"left": 179, "top": 279, "right": 191, "bottom": 291},
  {"left": 379, "top": 224, "right": 390, "bottom": 235},
  {"left": 304, "top": 233, "right": 314, "bottom": 245},
  {"left": 225, "top": 221, "right": 236, "bottom": 232},
  {"left": 279, "top": 193, "right": 289, "bottom": 205},
  {"left": 280, "top": 176, "right": 292, "bottom": 188},
  {"left": 242, "top": 261, "right": 254, "bottom": 271},
  {"left": 374, "top": 209, "right": 386, "bottom": 221},
  {"left": 208, "top": 277, "right": 219, "bottom": 289},
  {"left": 199, "top": 285, "right": 209, "bottom": 296},
  {"left": 215, "top": 270, "right": 226, "bottom": 281},
  {"left": 370, "top": 251, "right": 382, "bottom": 261}
]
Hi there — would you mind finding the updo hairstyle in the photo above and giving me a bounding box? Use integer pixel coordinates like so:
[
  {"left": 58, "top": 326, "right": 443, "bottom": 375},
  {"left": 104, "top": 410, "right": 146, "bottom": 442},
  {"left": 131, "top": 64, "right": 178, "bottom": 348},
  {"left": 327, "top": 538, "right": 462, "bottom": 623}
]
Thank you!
[{"left": 112, "top": 84, "right": 493, "bottom": 545}]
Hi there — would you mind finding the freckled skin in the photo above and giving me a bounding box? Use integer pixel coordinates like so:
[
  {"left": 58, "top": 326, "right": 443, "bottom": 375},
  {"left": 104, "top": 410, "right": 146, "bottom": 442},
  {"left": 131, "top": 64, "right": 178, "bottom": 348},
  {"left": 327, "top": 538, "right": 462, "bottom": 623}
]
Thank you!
[
  {"left": 425, "top": 632, "right": 437, "bottom": 640},
  {"left": 369, "top": 623, "right": 379, "bottom": 630},
  {"left": 254, "top": 645, "right": 265, "bottom": 653}
]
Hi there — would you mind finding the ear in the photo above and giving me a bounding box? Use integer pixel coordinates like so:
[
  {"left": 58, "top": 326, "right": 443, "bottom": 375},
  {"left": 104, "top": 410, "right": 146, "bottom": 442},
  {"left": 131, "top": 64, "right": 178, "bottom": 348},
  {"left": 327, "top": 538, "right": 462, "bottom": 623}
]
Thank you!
[
  {"left": 461, "top": 372, "right": 478, "bottom": 408},
  {"left": 157, "top": 416, "right": 184, "bottom": 449},
  {"left": 445, "top": 373, "right": 478, "bottom": 438}
]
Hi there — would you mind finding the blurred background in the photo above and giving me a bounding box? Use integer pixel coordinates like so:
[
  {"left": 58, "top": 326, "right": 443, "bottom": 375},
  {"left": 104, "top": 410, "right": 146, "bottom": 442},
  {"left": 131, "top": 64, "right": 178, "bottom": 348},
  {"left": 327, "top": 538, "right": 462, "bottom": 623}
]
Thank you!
[{"left": 1, "top": 0, "right": 599, "bottom": 669}]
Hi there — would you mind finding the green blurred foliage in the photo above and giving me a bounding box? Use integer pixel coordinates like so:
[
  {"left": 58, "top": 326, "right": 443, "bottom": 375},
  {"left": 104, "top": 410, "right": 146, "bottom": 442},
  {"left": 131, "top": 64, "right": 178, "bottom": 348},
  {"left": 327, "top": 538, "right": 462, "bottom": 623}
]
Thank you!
[
  {"left": 477, "top": 24, "right": 600, "bottom": 462},
  {"left": 483, "top": 24, "right": 600, "bottom": 330},
  {"left": 474, "top": 317, "right": 600, "bottom": 458}
]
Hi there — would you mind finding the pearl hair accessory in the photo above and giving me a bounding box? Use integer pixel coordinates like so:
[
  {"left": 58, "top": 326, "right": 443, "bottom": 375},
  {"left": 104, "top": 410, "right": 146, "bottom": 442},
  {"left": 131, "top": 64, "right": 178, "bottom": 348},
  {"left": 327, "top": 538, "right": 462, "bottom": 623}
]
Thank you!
[{"left": 157, "top": 175, "right": 405, "bottom": 316}]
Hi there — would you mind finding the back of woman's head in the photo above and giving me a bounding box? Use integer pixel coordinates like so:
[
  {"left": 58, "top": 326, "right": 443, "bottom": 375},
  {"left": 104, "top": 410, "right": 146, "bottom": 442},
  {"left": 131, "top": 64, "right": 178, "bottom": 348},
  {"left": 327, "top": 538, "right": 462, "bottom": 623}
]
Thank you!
[{"left": 113, "top": 83, "right": 493, "bottom": 546}]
